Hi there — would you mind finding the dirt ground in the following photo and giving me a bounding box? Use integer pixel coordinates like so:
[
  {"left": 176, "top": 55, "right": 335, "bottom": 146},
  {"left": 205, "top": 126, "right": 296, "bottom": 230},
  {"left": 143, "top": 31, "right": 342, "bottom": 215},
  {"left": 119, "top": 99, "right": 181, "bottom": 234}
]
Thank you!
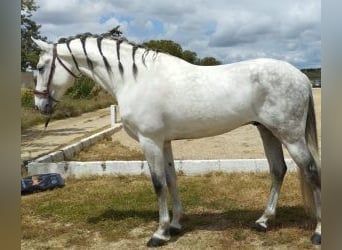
[
  {"left": 21, "top": 108, "right": 111, "bottom": 161},
  {"left": 75, "top": 89, "right": 321, "bottom": 161}
]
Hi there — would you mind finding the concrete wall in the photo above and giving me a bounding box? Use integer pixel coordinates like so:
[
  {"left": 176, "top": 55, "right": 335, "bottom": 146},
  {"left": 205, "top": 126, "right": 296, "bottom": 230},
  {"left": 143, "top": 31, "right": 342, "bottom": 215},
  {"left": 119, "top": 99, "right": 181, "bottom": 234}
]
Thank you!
[
  {"left": 28, "top": 159, "right": 297, "bottom": 178},
  {"left": 21, "top": 72, "right": 35, "bottom": 88}
]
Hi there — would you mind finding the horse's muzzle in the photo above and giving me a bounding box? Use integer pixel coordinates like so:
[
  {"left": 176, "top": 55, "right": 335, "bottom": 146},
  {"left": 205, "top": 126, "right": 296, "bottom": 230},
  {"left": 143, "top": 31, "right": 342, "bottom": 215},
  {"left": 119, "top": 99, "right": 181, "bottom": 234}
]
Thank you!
[
  {"left": 36, "top": 102, "right": 56, "bottom": 115},
  {"left": 45, "top": 103, "right": 56, "bottom": 115}
]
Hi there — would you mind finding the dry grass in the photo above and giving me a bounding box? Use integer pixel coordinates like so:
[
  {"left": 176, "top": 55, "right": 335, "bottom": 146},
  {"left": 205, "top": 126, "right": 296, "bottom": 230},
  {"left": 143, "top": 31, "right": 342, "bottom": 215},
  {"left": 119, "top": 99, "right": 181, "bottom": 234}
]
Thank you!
[
  {"left": 71, "top": 137, "right": 144, "bottom": 161},
  {"left": 22, "top": 172, "right": 317, "bottom": 249}
]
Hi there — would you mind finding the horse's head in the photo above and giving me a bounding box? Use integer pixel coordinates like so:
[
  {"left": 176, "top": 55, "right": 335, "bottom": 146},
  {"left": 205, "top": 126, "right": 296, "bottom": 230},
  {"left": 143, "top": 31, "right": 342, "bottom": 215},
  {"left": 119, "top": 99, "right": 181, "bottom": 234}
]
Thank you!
[{"left": 31, "top": 38, "right": 78, "bottom": 115}]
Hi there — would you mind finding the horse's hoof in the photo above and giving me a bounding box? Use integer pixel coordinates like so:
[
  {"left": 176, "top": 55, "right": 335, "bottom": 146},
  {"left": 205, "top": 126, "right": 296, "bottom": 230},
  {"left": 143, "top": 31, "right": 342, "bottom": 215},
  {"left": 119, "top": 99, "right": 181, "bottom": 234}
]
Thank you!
[
  {"left": 169, "top": 226, "right": 182, "bottom": 236},
  {"left": 311, "top": 233, "right": 321, "bottom": 245},
  {"left": 147, "top": 237, "right": 167, "bottom": 247},
  {"left": 252, "top": 222, "right": 267, "bottom": 232}
]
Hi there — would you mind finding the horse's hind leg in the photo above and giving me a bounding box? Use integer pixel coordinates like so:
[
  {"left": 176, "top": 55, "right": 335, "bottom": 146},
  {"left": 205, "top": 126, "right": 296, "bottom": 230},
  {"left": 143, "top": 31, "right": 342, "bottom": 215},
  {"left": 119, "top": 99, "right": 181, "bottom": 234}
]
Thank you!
[
  {"left": 284, "top": 139, "right": 321, "bottom": 245},
  {"left": 164, "top": 141, "right": 183, "bottom": 235},
  {"left": 254, "top": 125, "right": 287, "bottom": 232}
]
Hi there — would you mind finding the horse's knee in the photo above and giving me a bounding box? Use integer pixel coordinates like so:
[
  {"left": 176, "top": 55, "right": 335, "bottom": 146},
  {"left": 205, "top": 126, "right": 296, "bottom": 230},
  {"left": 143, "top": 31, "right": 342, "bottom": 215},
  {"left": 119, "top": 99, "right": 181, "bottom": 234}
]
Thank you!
[
  {"left": 151, "top": 172, "right": 164, "bottom": 195},
  {"left": 272, "top": 163, "right": 287, "bottom": 180},
  {"left": 165, "top": 162, "right": 175, "bottom": 186}
]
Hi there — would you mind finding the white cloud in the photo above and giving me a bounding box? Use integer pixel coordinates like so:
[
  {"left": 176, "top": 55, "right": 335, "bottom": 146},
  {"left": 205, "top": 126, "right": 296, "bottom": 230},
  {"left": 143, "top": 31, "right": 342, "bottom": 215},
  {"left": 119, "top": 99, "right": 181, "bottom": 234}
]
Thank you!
[
  {"left": 144, "top": 20, "right": 154, "bottom": 31},
  {"left": 32, "top": 0, "right": 321, "bottom": 68}
]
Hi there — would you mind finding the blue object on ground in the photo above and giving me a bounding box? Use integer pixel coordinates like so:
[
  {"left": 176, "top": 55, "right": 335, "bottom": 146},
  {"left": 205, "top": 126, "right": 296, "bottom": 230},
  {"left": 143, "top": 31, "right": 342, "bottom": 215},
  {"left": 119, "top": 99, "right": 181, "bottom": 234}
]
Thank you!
[{"left": 21, "top": 173, "right": 65, "bottom": 195}]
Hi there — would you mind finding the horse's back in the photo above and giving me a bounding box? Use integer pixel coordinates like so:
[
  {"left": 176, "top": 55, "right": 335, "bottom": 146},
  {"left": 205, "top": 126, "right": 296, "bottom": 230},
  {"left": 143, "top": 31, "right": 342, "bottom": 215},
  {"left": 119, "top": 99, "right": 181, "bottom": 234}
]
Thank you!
[{"left": 166, "top": 58, "right": 310, "bottom": 135}]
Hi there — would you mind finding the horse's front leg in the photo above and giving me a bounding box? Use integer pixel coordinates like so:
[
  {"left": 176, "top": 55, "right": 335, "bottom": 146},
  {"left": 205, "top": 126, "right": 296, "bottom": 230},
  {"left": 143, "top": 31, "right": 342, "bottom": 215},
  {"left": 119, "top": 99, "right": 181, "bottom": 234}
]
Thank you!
[{"left": 139, "top": 135, "right": 171, "bottom": 247}]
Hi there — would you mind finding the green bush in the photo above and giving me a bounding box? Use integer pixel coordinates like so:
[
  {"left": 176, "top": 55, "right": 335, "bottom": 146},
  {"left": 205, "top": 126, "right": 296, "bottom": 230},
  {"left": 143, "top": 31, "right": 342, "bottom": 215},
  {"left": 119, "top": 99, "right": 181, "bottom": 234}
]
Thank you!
[
  {"left": 21, "top": 88, "right": 34, "bottom": 107},
  {"left": 66, "top": 76, "right": 96, "bottom": 99}
]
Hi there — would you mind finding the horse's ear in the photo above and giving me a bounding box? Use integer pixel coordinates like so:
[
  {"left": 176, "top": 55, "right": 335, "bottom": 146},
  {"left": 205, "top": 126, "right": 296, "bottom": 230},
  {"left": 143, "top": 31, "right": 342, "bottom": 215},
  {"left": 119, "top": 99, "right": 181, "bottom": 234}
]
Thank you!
[{"left": 31, "top": 37, "right": 51, "bottom": 51}]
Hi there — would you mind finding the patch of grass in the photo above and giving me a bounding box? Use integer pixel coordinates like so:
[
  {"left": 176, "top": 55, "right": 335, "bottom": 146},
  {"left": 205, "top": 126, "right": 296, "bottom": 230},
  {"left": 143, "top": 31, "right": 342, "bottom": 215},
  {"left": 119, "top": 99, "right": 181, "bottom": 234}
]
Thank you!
[
  {"left": 21, "top": 88, "right": 35, "bottom": 107},
  {"left": 21, "top": 172, "right": 316, "bottom": 249},
  {"left": 233, "top": 230, "right": 247, "bottom": 241},
  {"left": 70, "top": 138, "right": 144, "bottom": 161},
  {"left": 21, "top": 90, "right": 116, "bottom": 130},
  {"left": 22, "top": 175, "right": 156, "bottom": 244}
]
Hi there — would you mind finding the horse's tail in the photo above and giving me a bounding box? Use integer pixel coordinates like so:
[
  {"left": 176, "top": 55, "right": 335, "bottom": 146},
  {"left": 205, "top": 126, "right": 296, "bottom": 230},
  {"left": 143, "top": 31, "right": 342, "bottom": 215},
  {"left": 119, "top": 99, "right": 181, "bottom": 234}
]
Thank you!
[{"left": 299, "top": 90, "right": 320, "bottom": 217}]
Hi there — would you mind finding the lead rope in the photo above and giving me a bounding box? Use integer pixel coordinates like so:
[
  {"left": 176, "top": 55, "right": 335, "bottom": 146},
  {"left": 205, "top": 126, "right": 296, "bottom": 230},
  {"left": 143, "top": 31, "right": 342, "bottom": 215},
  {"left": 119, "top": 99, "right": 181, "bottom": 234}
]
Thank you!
[
  {"left": 44, "top": 115, "right": 51, "bottom": 129},
  {"left": 23, "top": 115, "right": 51, "bottom": 168}
]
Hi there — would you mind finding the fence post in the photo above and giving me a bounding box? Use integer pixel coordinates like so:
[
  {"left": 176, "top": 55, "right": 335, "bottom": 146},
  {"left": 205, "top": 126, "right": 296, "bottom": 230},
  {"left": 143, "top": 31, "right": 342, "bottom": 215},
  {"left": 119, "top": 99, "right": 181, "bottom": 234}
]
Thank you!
[{"left": 110, "top": 105, "right": 117, "bottom": 127}]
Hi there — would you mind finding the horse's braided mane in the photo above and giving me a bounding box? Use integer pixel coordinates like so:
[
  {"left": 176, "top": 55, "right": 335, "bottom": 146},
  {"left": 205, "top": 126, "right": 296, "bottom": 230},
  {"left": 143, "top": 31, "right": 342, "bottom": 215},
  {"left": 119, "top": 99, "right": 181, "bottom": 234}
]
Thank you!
[
  {"left": 57, "top": 28, "right": 145, "bottom": 50},
  {"left": 53, "top": 26, "right": 164, "bottom": 60}
]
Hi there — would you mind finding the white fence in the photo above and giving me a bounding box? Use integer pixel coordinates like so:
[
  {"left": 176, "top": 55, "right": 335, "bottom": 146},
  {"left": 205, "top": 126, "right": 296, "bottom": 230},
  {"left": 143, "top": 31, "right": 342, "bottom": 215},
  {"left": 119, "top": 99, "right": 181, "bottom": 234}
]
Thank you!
[
  {"left": 28, "top": 159, "right": 297, "bottom": 178},
  {"left": 110, "top": 105, "right": 118, "bottom": 127}
]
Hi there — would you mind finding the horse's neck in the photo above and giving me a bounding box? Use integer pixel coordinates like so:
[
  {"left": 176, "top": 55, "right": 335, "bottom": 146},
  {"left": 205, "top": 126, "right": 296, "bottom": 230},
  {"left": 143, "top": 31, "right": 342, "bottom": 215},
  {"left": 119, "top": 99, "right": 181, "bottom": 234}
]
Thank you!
[{"left": 57, "top": 38, "right": 187, "bottom": 100}]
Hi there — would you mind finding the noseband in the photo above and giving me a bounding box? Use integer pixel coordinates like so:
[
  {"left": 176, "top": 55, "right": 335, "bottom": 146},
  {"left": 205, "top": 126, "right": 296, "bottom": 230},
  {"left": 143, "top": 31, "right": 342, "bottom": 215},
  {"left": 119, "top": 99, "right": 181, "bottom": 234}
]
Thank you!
[{"left": 33, "top": 43, "right": 80, "bottom": 102}]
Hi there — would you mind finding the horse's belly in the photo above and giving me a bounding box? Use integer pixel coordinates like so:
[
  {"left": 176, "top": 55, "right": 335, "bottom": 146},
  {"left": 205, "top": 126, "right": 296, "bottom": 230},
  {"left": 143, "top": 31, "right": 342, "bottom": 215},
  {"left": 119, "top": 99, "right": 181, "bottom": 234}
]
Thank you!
[{"left": 165, "top": 113, "right": 251, "bottom": 140}]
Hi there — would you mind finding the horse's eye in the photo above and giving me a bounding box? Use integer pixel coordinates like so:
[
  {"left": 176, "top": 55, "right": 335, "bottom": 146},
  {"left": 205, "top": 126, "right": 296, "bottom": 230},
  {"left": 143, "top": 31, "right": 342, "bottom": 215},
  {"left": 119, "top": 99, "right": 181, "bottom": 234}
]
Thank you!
[{"left": 37, "top": 66, "right": 44, "bottom": 73}]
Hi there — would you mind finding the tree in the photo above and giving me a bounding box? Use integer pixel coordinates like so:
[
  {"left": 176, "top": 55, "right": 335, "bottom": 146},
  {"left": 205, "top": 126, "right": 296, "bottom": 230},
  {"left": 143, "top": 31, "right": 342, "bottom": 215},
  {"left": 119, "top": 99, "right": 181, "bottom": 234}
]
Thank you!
[
  {"left": 143, "top": 40, "right": 183, "bottom": 58},
  {"left": 199, "top": 57, "right": 222, "bottom": 66},
  {"left": 182, "top": 50, "right": 199, "bottom": 64},
  {"left": 21, "top": 0, "right": 47, "bottom": 71},
  {"left": 143, "top": 39, "right": 222, "bottom": 66}
]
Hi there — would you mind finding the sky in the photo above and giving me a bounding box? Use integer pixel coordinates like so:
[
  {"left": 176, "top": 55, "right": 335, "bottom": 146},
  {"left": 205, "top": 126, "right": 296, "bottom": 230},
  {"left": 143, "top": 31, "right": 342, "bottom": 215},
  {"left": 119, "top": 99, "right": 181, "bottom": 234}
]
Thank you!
[{"left": 31, "top": 0, "right": 321, "bottom": 69}]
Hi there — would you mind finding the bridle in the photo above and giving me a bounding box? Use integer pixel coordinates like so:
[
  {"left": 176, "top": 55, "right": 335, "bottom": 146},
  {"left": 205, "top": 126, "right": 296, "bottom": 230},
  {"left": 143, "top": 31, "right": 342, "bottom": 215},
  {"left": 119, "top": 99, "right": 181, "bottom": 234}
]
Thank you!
[{"left": 33, "top": 43, "right": 81, "bottom": 102}]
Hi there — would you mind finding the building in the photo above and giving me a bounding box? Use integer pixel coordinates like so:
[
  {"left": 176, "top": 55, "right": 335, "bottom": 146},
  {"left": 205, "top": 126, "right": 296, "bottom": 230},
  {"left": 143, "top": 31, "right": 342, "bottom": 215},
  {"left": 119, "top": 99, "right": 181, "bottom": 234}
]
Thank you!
[{"left": 21, "top": 71, "right": 37, "bottom": 89}]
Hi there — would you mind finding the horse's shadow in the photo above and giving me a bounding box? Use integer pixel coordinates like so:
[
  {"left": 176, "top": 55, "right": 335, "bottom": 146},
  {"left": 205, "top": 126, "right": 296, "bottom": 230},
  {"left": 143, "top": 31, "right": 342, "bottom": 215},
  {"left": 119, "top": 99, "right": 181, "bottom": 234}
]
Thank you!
[{"left": 87, "top": 205, "right": 314, "bottom": 240}]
